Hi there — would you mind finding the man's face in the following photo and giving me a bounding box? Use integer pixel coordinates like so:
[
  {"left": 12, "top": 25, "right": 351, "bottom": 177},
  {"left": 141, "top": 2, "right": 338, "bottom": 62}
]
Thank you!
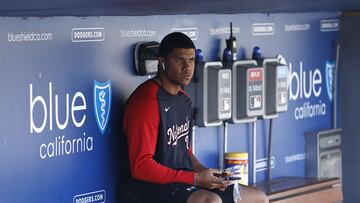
[{"left": 163, "top": 48, "right": 195, "bottom": 87}]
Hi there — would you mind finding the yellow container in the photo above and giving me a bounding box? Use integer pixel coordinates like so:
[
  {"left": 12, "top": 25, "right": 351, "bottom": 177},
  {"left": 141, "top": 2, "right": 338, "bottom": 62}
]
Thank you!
[{"left": 224, "top": 152, "right": 248, "bottom": 185}]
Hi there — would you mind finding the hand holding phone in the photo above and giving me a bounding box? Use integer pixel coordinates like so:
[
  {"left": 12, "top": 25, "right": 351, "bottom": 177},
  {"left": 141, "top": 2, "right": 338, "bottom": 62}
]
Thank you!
[{"left": 213, "top": 169, "right": 241, "bottom": 181}]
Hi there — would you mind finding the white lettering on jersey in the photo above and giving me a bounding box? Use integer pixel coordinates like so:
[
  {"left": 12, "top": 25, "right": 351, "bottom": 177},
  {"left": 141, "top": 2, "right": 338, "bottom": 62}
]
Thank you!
[{"left": 167, "top": 117, "right": 190, "bottom": 148}]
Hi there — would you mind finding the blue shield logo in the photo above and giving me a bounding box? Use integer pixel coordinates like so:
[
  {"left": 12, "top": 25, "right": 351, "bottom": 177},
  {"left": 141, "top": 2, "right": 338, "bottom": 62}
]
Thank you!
[
  {"left": 325, "top": 61, "right": 334, "bottom": 101},
  {"left": 94, "top": 80, "right": 111, "bottom": 134}
]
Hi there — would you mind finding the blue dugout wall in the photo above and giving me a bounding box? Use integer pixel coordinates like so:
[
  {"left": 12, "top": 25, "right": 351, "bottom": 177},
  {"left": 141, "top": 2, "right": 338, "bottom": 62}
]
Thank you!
[{"left": 0, "top": 12, "right": 339, "bottom": 202}]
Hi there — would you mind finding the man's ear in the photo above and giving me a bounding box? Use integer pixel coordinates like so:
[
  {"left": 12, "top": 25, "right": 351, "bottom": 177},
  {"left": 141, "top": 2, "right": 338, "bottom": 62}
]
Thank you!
[{"left": 158, "top": 57, "right": 165, "bottom": 70}]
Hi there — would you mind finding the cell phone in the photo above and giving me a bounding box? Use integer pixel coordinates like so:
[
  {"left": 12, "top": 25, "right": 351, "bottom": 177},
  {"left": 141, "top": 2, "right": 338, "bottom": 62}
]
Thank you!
[
  {"left": 213, "top": 172, "right": 241, "bottom": 181},
  {"left": 227, "top": 176, "right": 241, "bottom": 180},
  {"left": 213, "top": 172, "right": 228, "bottom": 178}
]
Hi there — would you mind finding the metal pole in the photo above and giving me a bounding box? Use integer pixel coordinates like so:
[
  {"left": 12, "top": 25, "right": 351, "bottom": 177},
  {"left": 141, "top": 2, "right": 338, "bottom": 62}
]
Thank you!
[
  {"left": 219, "top": 122, "right": 228, "bottom": 170},
  {"left": 192, "top": 126, "right": 196, "bottom": 155},
  {"left": 252, "top": 121, "right": 257, "bottom": 183},
  {"left": 333, "top": 43, "right": 340, "bottom": 129},
  {"left": 267, "top": 119, "right": 273, "bottom": 181},
  {"left": 219, "top": 125, "right": 223, "bottom": 170},
  {"left": 224, "top": 122, "right": 228, "bottom": 154},
  {"left": 219, "top": 139, "right": 223, "bottom": 170},
  {"left": 224, "top": 122, "right": 228, "bottom": 169}
]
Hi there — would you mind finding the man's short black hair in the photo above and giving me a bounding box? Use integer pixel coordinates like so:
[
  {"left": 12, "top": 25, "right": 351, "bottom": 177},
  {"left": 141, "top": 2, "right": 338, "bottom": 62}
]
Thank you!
[{"left": 158, "top": 32, "right": 195, "bottom": 57}]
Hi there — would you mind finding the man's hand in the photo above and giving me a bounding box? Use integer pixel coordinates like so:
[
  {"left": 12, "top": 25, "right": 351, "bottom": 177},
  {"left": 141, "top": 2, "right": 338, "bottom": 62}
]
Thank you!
[{"left": 195, "top": 168, "right": 230, "bottom": 191}]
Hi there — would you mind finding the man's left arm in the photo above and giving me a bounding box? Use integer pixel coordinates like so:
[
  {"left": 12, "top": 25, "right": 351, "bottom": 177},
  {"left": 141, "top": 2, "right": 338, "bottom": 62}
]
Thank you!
[{"left": 188, "top": 149, "right": 207, "bottom": 172}]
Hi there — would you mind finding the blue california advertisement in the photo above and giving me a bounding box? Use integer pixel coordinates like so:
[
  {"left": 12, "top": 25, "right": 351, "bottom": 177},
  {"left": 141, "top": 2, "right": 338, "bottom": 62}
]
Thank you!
[{"left": 0, "top": 12, "right": 338, "bottom": 202}]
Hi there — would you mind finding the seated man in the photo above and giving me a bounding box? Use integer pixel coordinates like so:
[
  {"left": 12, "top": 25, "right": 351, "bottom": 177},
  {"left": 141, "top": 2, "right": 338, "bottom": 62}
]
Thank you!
[{"left": 119, "top": 32, "right": 268, "bottom": 203}]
